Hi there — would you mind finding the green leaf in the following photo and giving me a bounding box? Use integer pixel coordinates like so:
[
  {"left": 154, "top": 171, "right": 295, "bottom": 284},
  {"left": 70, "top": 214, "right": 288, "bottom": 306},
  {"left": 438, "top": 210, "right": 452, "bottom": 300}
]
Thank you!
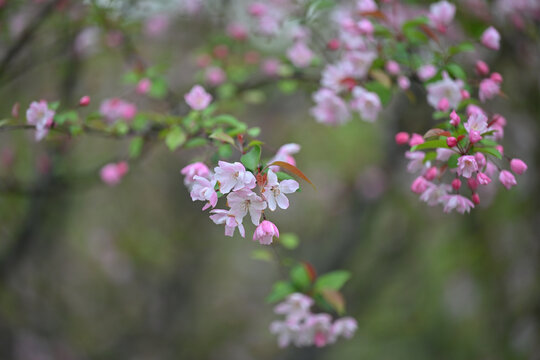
[
  {"left": 423, "top": 151, "right": 437, "bottom": 163},
  {"left": 314, "top": 270, "right": 351, "bottom": 292},
  {"left": 446, "top": 63, "right": 467, "bottom": 80},
  {"left": 448, "top": 42, "right": 475, "bottom": 56},
  {"left": 290, "top": 264, "right": 311, "bottom": 291},
  {"left": 185, "top": 138, "right": 207, "bottom": 149},
  {"left": 69, "top": 125, "right": 83, "bottom": 136},
  {"left": 129, "top": 137, "right": 144, "bottom": 158},
  {"left": 165, "top": 126, "right": 186, "bottom": 151},
  {"left": 209, "top": 130, "right": 236, "bottom": 146},
  {"left": 240, "top": 145, "right": 261, "bottom": 172},
  {"left": 448, "top": 153, "right": 460, "bottom": 168},
  {"left": 474, "top": 147, "right": 502, "bottom": 159},
  {"left": 266, "top": 281, "right": 295, "bottom": 303},
  {"left": 278, "top": 80, "right": 298, "bottom": 94},
  {"left": 276, "top": 171, "right": 295, "bottom": 181},
  {"left": 251, "top": 249, "right": 273, "bottom": 262},
  {"left": 279, "top": 233, "right": 299, "bottom": 250},
  {"left": 321, "top": 289, "right": 346, "bottom": 315},
  {"left": 48, "top": 101, "right": 60, "bottom": 111},
  {"left": 115, "top": 122, "right": 129, "bottom": 135},
  {"left": 410, "top": 139, "right": 449, "bottom": 151},
  {"left": 433, "top": 111, "right": 449, "bottom": 120},
  {"left": 247, "top": 127, "right": 261, "bottom": 137},
  {"left": 218, "top": 144, "right": 233, "bottom": 158},
  {"left": 149, "top": 78, "right": 167, "bottom": 99}
]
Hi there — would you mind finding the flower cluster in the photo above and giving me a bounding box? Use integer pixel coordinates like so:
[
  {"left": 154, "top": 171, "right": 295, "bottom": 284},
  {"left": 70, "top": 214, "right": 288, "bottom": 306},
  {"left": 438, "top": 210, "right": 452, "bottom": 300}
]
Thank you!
[
  {"left": 181, "top": 144, "right": 301, "bottom": 244},
  {"left": 26, "top": 100, "right": 55, "bottom": 141},
  {"left": 270, "top": 293, "right": 357, "bottom": 348}
]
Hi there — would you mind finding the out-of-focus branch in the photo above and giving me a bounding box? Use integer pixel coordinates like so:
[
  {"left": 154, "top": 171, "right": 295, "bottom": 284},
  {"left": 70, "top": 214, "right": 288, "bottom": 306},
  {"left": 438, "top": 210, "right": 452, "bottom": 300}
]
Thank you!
[{"left": 0, "top": 0, "right": 60, "bottom": 80}]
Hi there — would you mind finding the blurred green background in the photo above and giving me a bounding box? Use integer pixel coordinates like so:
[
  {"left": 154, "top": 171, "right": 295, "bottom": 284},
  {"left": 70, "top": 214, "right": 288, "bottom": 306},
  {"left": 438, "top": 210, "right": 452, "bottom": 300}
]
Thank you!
[{"left": 0, "top": 1, "right": 539, "bottom": 359}]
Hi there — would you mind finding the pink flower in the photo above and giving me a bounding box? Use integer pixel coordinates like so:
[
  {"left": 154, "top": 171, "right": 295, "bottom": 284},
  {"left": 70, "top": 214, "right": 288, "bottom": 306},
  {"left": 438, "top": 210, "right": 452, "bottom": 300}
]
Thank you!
[
  {"left": 350, "top": 86, "right": 381, "bottom": 122},
  {"left": 475, "top": 60, "right": 490, "bottom": 76},
  {"left": 190, "top": 175, "right": 218, "bottom": 210},
  {"left": 253, "top": 220, "right": 280, "bottom": 245},
  {"left": 481, "top": 26, "right": 500, "bottom": 50},
  {"left": 464, "top": 112, "right": 488, "bottom": 134},
  {"left": 209, "top": 209, "right": 245, "bottom": 237},
  {"left": 438, "top": 98, "right": 450, "bottom": 111},
  {"left": 452, "top": 178, "right": 462, "bottom": 190},
  {"left": 442, "top": 195, "right": 475, "bottom": 214},
  {"left": 100, "top": 161, "right": 129, "bottom": 186},
  {"left": 457, "top": 155, "right": 478, "bottom": 178},
  {"left": 476, "top": 172, "right": 491, "bottom": 185},
  {"left": 181, "top": 162, "right": 210, "bottom": 186},
  {"left": 356, "top": 0, "right": 378, "bottom": 12},
  {"left": 136, "top": 78, "right": 151, "bottom": 94},
  {"left": 429, "top": 1, "right": 456, "bottom": 31},
  {"left": 184, "top": 85, "right": 212, "bottom": 110},
  {"left": 479, "top": 78, "right": 500, "bottom": 102},
  {"left": 411, "top": 176, "right": 430, "bottom": 194},
  {"left": 270, "top": 321, "right": 301, "bottom": 348},
  {"left": 227, "top": 189, "right": 267, "bottom": 225},
  {"left": 357, "top": 19, "right": 374, "bottom": 35},
  {"left": 420, "top": 183, "right": 451, "bottom": 206},
  {"left": 510, "top": 158, "right": 527, "bottom": 175},
  {"left": 274, "top": 293, "right": 314, "bottom": 319},
  {"left": 398, "top": 76, "right": 411, "bottom": 90},
  {"left": 321, "top": 61, "right": 356, "bottom": 93},
  {"left": 79, "top": 96, "right": 90, "bottom": 107},
  {"left": 99, "top": 98, "right": 137, "bottom": 123},
  {"left": 385, "top": 60, "right": 400, "bottom": 75},
  {"left": 475, "top": 152, "right": 486, "bottom": 168},
  {"left": 417, "top": 64, "right": 437, "bottom": 81},
  {"left": 469, "top": 130, "right": 482, "bottom": 143},
  {"left": 287, "top": 42, "right": 314, "bottom": 68},
  {"left": 248, "top": 2, "right": 267, "bottom": 17},
  {"left": 262, "top": 169, "right": 299, "bottom": 211},
  {"left": 144, "top": 14, "right": 170, "bottom": 37},
  {"left": 331, "top": 317, "right": 358, "bottom": 340},
  {"left": 26, "top": 100, "right": 55, "bottom": 141},
  {"left": 205, "top": 66, "right": 226, "bottom": 86},
  {"left": 311, "top": 89, "right": 351, "bottom": 125},
  {"left": 261, "top": 58, "right": 281, "bottom": 76},
  {"left": 344, "top": 51, "right": 377, "bottom": 78},
  {"left": 426, "top": 72, "right": 462, "bottom": 110},
  {"left": 226, "top": 23, "right": 248, "bottom": 40},
  {"left": 409, "top": 133, "right": 424, "bottom": 146},
  {"left": 499, "top": 170, "right": 517, "bottom": 189},
  {"left": 306, "top": 314, "right": 333, "bottom": 347},
  {"left": 214, "top": 161, "right": 255, "bottom": 194},
  {"left": 437, "top": 148, "right": 454, "bottom": 161},
  {"left": 405, "top": 151, "right": 426, "bottom": 173},
  {"left": 450, "top": 110, "right": 460, "bottom": 126},
  {"left": 395, "top": 132, "right": 410, "bottom": 145}
]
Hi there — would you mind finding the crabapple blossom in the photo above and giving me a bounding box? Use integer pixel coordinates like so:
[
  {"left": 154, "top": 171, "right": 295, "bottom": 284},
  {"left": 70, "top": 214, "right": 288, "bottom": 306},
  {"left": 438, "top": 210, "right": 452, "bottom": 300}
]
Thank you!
[
  {"left": 450, "top": 110, "right": 461, "bottom": 126},
  {"left": 205, "top": 67, "right": 226, "bottom": 86},
  {"left": 499, "top": 170, "right": 517, "bottom": 189},
  {"left": 311, "top": 89, "right": 351, "bottom": 125},
  {"left": 190, "top": 176, "right": 218, "bottom": 210},
  {"left": 398, "top": 76, "right": 411, "bottom": 90},
  {"left": 429, "top": 1, "right": 456, "bottom": 32},
  {"left": 181, "top": 162, "right": 210, "bottom": 186},
  {"left": 420, "top": 183, "right": 452, "bottom": 206},
  {"left": 406, "top": 151, "right": 426, "bottom": 173},
  {"left": 253, "top": 220, "right": 280, "bottom": 245},
  {"left": 184, "top": 85, "right": 212, "bottom": 110},
  {"left": 417, "top": 64, "right": 437, "bottom": 81},
  {"left": 100, "top": 162, "right": 129, "bottom": 186},
  {"left": 79, "top": 96, "right": 90, "bottom": 106},
  {"left": 214, "top": 161, "right": 256, "bottom": 194},
  {"left": 331, "top": 317, "right": 358, "bottom": 340},
  {"left": 287, "top": 42, "right": 314, "bottom": 68},
  {"left": 136, "top": 78, "right": 151, "bottom": 94},
  {"left": 395, "top": 132, "right": 410, "bottom": 145},
  {"left": 457, "top": 156, "right": 478, "bottom": 178},
  {"left": 475, "top": 60, "right": 490, "bottom": 76},
  {"left": 426, "top": 72, "right": 462, "bottom": 110},
  {"left": 350, "top": 86, "right": 381, "bottom": 122},
  {"left": 262, "top": 169, "right": 299, "bottom": 211},
  {"left": 261, "top": 58, "right": 281, "bottom": 76},
  {"left": 209, "top": 209, "right": 245, "bottom": 238},
  {"left": 409, "top": 133, "right": 425, "bottom": 147},
  {"left": 227, "top": 189, "right": 267, "bottom": 225},
  {"left": 510, "top": 159, "right": 527, "bottom": 175},
  {"left": 442, "top": 195, "right": 475, "bottom": 214},
  {"left": 464, "top": 112, "right": 488, "bottom": 134},
  {"left": 481, "top": 26, "right": 501, "bottom": 50},
  {"left": 411, "top": 176, "right": 430, "bottom": 194},
  {"left": 99, "top": 98, "right": 137, "bottom": 123},
  {"left": 477, "top": 172, "right": 492, "bottom": 185},
  {"left": 385, "top": 60, "right": 400, "bottom": 75},
  {"left": 479, "top": 78, "right": 500, "bottom": 102},
  {"left": 26, "top": 100, "right": 55, "bottom": 141},
  {"left": 274, "top": 293, "right": 314, "bottom": 319}
]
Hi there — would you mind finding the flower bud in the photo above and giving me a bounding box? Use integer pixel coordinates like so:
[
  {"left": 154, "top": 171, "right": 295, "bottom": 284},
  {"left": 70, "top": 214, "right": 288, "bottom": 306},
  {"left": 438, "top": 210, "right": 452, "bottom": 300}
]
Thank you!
[
  {"left": 395, "top": 132, "right": 410, "bottom": 145},
  {"left": 411, "top": 176, "right": 429, "bottom": 194},
  {"left": 475, "top": 60, "right": 490, "bottom": 76},
  {"left": 467, "top": 177, "right": 478, "bottom": 191},
  {"left": 449, "top": 110, "right": 460, "bottom": 126},
  {"left": 510, "top": 158, "right": 527, "bottom": 175},
  {"left": 472, "top": 193, "right": 480, "bottom": 205},
  {"left": 499, "top": 170, "right": 517, "bottom": 189},
  {"left": 253, "top": 220, "right": 280, "bottom": 245},
  {"left": 451, "top": 178, "right": 462, "bottom": 190},
  {"left": 79, "top": 96, "right": 90, "bottom": 106},
  {"left": 424, "top": 166, "right": 438, "bottom": 181},
  {"left": 476, "top": 172, "right": 491, "bottom": 185},
  {"left": 437, "top": 97, "right": 450, "bottom": 111},
  {"left": 446, "top": 136, "right": 457, "bottom": 147}
]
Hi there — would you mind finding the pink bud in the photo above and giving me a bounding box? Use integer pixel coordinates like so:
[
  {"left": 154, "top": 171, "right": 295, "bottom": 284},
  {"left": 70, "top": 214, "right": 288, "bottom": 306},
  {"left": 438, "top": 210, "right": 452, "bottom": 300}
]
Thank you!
[
  {"left": 424, "top": 166, "right": 438, "bottom": 181},
  {"left": 357, "top": 19, "right": 374, "bottom": 35},
  {"left": 467, "top": 178, "right": 478, "bottom": 191},
  {"left": 196, "top": 54, "right": 212, "bottom": 68},
  {"left": 490, "top": 72, "right": 503, "bottom": 83},
  {"left": 499, "top": 170, "right": 517, "bottom": 189},
  {"left": 411, "top": 176, "right": 429, "bottom": 194},
  {"left": 451, "top": 178, "right": 462, "bottom": 190},
  {"left": 79, "top": 96, "right": 90, "bottom": 106},
  {"left": 496, "top": 145, "right": 504, "bottom": 156},
  {"left": 395, "top": 132, "right": 410, "bottom": 145},
  {"left": 510, "top": 158, "right": 527, "bottom": 175},
  {"left": 213, "top": 44, "right": 228, "bottom": 59},
  {"left": 409, "top": 133, "right": 424, "bottom": 146},
  {"left": 385, "top": 61, "right": 400, "bottom": 76},
  {"left": 327, "top": 38, "right": 340, "bottom": 51},
  {"left": 481, "top": 27, "right": 500, "bottom": 50},
  {"left": 136, "top": 78, "right": 151, "bottom": 94},
  {"left": 475, "top": 153, "right": 486, "bottom": 168},
  {"left": 11, "top": 102, "right": 20, "bottom": 118},
  {"left": 472, "top": 193, "right": 480, "bottom": 205},
  {"left": 398, "top": 76, "right": 410, "bottom": 90},
  {"left": 460, "top": 89, "right": 470, "bottom": 100},
  {"left": 475, "top": 60, "right": 490, "bottom": 76},
  {"left": 476, "top": 172, "right": 491, "bottom": 185},
  {"left": 253, "top": 220, "right": 279, "bottom": 245},
  {"left": 438, "top": 97, "right": 449, "bottom": 111},
  {"left": 449, "top": 110, "right": 461, "bottom": 126},
  {"left": 446, "top": 137, "right": 457, "bottom": 147}
]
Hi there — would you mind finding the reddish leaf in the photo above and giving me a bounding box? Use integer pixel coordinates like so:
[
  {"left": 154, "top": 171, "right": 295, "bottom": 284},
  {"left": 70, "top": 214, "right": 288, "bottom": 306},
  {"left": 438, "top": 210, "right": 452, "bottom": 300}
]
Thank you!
[
  {"left": 359, "top": 10, "right": 388, "bottom": 21},
  {"left": 268, "top": 161, "right": 316, "bottom": 190},
  {"left": 321, "top": 289, "right": 346, "bottom": 315},
  {"left": 419, "top": 24, "right": 439, "bottom": 43},
  {"left": 423, "top": 128, "right": 451, "bottom": 139},
  {"left": 302, "top": 262, "right": 317, "bottom": 283}
]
